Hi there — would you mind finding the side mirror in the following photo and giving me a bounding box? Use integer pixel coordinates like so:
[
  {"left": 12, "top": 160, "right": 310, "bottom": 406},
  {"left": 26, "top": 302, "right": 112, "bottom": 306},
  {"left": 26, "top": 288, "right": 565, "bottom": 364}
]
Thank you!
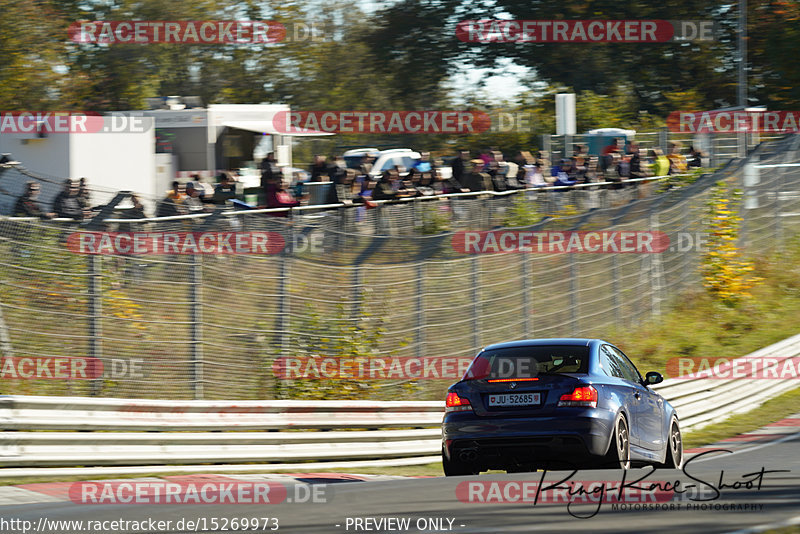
[{"left": 645, "top": 371, "right": 663, "bottom": 385}]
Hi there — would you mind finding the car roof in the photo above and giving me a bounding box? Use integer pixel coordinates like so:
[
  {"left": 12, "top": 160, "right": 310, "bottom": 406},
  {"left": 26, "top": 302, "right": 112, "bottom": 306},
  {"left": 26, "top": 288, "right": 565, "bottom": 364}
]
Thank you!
[
  {"left": 375, "top": 150, "right": 420, "bottom": 159},
  {"left": 481, "top": 338, "right": 604, "bottom": 351},
  {"left": 342, "top": 148, "right": 379, "bottom": 156}
]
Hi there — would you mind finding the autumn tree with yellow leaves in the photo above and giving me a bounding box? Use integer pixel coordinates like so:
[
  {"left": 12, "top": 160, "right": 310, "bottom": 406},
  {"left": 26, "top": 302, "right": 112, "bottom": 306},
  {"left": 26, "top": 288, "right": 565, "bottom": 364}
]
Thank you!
[{"left": 701, "top": 182, "right": 762, "bottom": 307}]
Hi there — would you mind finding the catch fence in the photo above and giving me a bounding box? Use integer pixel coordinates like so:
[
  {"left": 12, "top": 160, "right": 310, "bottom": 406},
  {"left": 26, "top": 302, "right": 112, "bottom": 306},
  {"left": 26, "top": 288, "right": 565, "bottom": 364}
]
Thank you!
[{"left": 0, "top": 135, "right": 799, "bottom": 400}]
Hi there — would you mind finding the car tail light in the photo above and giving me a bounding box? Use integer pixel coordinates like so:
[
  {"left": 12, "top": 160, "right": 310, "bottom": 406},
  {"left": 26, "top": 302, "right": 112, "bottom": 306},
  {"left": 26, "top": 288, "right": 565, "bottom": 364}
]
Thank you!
[
  {"left": 558, "top": 385, "right": 598, "bottom": 408},
  {"left": 445, "top": 392, "right": 472, "bottom": 412}
]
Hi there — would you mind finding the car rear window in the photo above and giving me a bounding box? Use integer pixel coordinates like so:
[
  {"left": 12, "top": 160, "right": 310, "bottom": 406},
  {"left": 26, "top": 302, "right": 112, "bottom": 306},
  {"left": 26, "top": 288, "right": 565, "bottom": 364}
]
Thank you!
[{"left": 462, "top": 345, "right": 590, "bottom": 381}]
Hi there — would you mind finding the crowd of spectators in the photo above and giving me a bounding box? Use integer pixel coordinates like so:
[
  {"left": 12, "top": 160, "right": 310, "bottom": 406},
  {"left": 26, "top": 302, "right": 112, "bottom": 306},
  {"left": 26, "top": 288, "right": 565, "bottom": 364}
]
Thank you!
[
  {"left": 11, "top": 140, "right": 708, "bottom": 220},
  {"left": 14, "top": 178, "right": 93, "bottom": 220},
  {"left": 283, "top": 139, "right": 707, "bottom": 208},
  {"left": 153, "top": 172, "right": 241, "bottom": 218}
]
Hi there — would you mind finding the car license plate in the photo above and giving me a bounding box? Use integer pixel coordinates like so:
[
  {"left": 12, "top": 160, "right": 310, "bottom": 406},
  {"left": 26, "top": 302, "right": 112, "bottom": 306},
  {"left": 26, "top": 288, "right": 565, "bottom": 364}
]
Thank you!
[{"left": 488, "top": 393, "right": 541, "bottom": 407}]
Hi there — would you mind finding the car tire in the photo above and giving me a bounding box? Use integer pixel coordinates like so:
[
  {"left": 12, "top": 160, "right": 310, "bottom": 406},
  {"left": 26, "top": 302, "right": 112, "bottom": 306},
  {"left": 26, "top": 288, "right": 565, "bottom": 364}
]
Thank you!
[
  {"left": 660, "top": 418, "right": 683, "bottom": 469},
  {"left": 603, "top": 415, "right": 631, "bottom": 470},
  {"left": 442, "top": 447, "right": 477, "bottom": 476}
]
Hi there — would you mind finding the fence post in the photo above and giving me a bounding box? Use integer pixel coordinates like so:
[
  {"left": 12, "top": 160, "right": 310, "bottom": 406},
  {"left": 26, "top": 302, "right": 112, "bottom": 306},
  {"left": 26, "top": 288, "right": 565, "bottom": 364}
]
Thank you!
[
  {"left": 471, "top": 256, "right": 480, "bottom": 351},
  {"left": 88, "top": 254, "right": 102, "bottom": 396},
  {"left": 338, "top": 205, "right": 347, "bottom": 249},
  {"left": 681, "top": 200, "right": 694, "bottom": 291},
  {"left": 521, "top": 253, "right": 532, "bottom": 338},
  {"left": 0, "top": 303, "right": 13, "bottom": 359},
  {"left": 189, "top": 255, "right": 203, "bottom": 400},
  {"left": 274, "top": 252, "right": 289, "bottom": 398},
  {"left": 375, "top": 204, "right": 384, "bottom": 235},
  {"left": 540, "top": 134, "right": 551, "bottom": 157},
  {"left": 772, "top": 136, "right": 800, "bottom": 250},
  {"left": 351, "top": 265, "right": 362, "bottom": 318},
  {"left": 649, "top": 213, "right": 663, "bottom": 317},
  {"left": 738, "top": 131, "right": 747, "bottom": 158},
  {"left": 415, "top": 262, "right": 425, "bottom": 359},
  {"left": 569, "top": 254, "right": 578, "bottom": 335},
  {"left": 611, "top": 253, "right": 621, "bottom": 324},
  {"left": 659, "top": 127, "right": 669, "bottom": 153}
]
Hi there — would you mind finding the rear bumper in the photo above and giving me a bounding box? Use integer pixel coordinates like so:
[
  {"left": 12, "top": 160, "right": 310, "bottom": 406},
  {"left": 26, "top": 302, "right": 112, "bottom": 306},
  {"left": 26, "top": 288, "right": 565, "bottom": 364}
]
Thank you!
[{"left": 442, "top": 409, "right": 615, "bottom": 464}]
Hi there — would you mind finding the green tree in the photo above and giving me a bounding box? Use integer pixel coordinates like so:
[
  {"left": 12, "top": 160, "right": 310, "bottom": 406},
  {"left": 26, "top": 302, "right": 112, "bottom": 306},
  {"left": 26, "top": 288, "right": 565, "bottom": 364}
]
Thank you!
[
  {"left": 0, "top": 0, "right": 69, "bottom": 109},
  {"left": 749, "top": 1, "right": 800, "bottom": 108},
  {"left": 446, "top": 0, "right": 738, "bottom": 114}
]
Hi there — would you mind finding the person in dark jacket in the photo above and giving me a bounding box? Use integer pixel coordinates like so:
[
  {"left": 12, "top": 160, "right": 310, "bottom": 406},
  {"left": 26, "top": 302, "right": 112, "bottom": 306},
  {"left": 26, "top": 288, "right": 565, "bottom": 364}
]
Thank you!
[
  {"left": 52, "top": 179, "right": 84, "bottom": 220},
  {"left": 156, "top": 181, "right": 186, "bottom": 218},
  {"left": 371, "top": 171, "right": 400, "bottom": 201},
  {"left": 450, "top": 150, "right": 472, "bottom": 189},
  {"left": 260, "top": 152, "right": 279, "bottom": 195},
  {"left": 629, "top": 148, "right": 650, "bottom": 179},
  {"left": 461, "top": 159, "right": 493, "bottom": 192},
  {"left": 213, "top": 173, "right": 237, "bottom": 204},
  {"left": 327, "top": 155, "right": 347, "bottom": 184},
  {"left": 14, "top": 181, "right": 53, "bottom": 218},
  {"left": 76, "top": 177, "right": 91, "bottom": 210},
  {"left": 309, "top": 154, "right": 328, "bottom": 182}
]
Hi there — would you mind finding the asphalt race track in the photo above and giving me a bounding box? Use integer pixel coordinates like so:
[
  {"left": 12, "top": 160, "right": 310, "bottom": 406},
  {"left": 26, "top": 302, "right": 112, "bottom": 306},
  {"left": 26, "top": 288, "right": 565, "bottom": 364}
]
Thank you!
[{"left": 2, "top": 426, "right": 799, "bottom": 534}]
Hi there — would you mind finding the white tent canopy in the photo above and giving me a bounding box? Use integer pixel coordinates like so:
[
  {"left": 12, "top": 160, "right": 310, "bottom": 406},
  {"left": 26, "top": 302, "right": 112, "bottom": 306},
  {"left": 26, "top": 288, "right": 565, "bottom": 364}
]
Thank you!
[
  {"left": 585, "top": 127, "right": 636, "bottom": 136},
  {"left": 222, "top": 120, "right": 332, "bottom": 137}
]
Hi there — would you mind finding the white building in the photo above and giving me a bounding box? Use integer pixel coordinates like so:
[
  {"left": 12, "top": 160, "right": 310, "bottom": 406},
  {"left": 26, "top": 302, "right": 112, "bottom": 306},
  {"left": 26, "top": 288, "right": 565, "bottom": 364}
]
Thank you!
[
  {"left": 0, "top": 103, "right": 329, "bottom": 215},
  {"left": 0, "top": 115, "right": 156, "bottom": 213}
]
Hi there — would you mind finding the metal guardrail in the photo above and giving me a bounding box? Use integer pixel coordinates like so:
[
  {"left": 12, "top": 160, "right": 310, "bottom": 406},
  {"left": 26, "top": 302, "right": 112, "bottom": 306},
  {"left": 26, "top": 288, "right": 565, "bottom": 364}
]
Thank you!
[
  {"left": 1, "top": 333, "right": 798, "bottom": 475},
  {"left": 651, "top": 332, "right": 800, "bottom": 431},
  {"left": 0, "top": 399, "right": 443, "bottom": 471}
]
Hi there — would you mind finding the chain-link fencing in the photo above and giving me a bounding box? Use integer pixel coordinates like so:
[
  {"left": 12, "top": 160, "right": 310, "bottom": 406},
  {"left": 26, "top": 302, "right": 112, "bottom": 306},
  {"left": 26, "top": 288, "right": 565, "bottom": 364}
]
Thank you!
[{"left": 0, "top": 135, "right": 799, "bottom": 400}]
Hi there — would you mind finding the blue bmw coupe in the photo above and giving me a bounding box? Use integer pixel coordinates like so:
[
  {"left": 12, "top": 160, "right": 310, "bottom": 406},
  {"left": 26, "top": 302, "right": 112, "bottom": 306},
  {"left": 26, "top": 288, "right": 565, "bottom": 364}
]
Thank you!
[{"left": 442, "top": 338, "right": 683, "bottom": 475}]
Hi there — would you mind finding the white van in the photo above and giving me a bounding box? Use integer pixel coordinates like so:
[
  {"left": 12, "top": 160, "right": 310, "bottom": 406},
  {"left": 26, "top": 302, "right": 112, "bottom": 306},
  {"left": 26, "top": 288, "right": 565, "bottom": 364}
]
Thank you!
[{"left": 358, "top": 148, "right": 453, "bottom": 180}]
